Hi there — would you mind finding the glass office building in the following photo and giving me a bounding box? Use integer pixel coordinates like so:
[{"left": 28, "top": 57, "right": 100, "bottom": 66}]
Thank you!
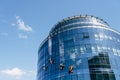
[{"left": 37, "top": 15, "right": 120, "bottom": 80}]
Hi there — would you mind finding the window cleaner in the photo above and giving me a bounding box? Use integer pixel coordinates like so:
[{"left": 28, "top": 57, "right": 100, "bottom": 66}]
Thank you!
[
  {"left": 49, "top": 58, "right": 54, "bottom": 64},
  {"left": 60, "top": 64, "right": 64, "bottom": 70},
  {"left": 69, "top": 66, "right": 74, "bottom": 73},
  {"left": 42, "top": 64, "right": 47, "bottom": 71}
]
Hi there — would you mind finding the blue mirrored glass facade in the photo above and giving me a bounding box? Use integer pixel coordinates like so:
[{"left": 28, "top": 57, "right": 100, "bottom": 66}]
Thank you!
[{"left": 38, "top": 15, "right": 120, "bottom": 80}]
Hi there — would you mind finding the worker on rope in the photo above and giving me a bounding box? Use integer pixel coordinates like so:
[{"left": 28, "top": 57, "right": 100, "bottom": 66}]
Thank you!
[
  {"left": 69, "top": 66, "right": 74, "bottom": 74},
  {"left": 60, "top": 64, "right": 64, "bottom": 70},
  {"left": 42, "top": 64, "right": 48, "bottom": 71},
  {"left": 49, "top": 58, "right": 54, "bottom": 64}
]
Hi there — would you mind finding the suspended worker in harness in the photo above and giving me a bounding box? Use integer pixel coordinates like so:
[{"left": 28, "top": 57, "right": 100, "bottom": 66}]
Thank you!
[
  {"left": 42, "top": 64, "right": 48, "bottom": 71},
  {"left": 69, "top": 66, "right": 74, "bottom": 74},
  {"left": 49, "top": 58, "right": 54, "bottom": 64},
  {"left": 60, "top": 64, "right": 64, "bottom": 70}
]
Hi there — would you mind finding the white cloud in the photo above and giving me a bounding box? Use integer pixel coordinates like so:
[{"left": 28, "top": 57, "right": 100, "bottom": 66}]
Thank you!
[
  {"left": 11, "top": 23, "right": 16, "bottom": 26},
  {"left": 16, "top": 16, "right": 32, "bottom": 32},
  {"left": 27, "top": 70, "right": 36, "bottom": 75},
  {"left": 1, "top": 68, "right": 26, "bottom": 77},
  {"left": 16, "top": 16, "right": 20, "bottom": 19},
  {"left": 18, "top": 33, "right": 28, "bottom": 39},
  {"left": 0, "top": 68, "right": 36, "bottom": 80}
]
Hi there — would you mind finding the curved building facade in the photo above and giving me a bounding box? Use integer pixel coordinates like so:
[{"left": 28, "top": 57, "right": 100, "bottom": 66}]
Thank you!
[{"left": 37, "top": 15, "right": 120, "bottom": 80}]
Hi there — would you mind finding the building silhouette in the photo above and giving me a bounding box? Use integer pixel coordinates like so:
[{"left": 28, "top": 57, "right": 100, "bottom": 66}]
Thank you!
[{"left": 37, "top": 15, "right": 120, "bottom": 80}]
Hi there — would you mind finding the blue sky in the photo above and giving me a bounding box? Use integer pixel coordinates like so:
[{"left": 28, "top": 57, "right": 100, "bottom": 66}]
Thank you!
[{"left": 0, "top": 0, "right": 120, "bottom": 80}]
